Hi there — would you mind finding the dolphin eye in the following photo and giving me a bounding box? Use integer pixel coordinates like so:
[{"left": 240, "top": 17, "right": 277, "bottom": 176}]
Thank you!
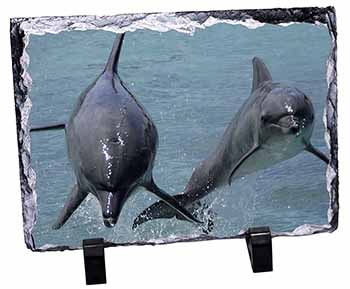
[{"left": 261, "top": 115, "right": 267, "bottom": 122}]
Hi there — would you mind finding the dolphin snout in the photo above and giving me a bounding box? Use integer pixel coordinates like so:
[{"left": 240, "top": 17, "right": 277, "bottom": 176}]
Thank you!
[
  {"left": 288, "top": 116, "right": 301, "bottom": 135},
  {"left": 273, "top": 115, "right": 303, "bottom": 136},
  {"left": 278, "top": 115, "right": 299, "bottom": 128},
  {"left": 98, "top": 191, "right": 124, "bottom": 228},
  {"left": 288, "top": 116, "right": 300, "bottom": 131},
  {"left": 290, "top": 123, "right": 300, "bottom": 134},
  {"left": 102, "top": 205, "right": 121, "bottom": 228},
  {"left": 103, "top": 217, "right": 117, "bottom": 227}
]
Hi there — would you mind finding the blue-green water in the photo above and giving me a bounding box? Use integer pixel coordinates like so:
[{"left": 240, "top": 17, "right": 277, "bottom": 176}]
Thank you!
[{"left": 28, "top": 23, "right": 331, "bottom": 248}]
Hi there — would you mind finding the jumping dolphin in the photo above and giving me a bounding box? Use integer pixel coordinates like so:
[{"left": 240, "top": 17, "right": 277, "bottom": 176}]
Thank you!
[
  {"left": 31, "top": 33, "right": 201, "bottom": 229},
  {"left": 133, "top": 57, "right": 329, "bottom": 229}
]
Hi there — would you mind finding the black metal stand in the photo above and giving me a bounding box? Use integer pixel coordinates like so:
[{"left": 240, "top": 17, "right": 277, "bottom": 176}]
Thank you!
[
  {"left": 245, "top": 226, "right": 273, "bottom": 273},
  {"left": 83, "top": 238, "right": 107, "bottom": 285},
  {"left": 81, "top": 228, "right": 272, "bottom": 284}
]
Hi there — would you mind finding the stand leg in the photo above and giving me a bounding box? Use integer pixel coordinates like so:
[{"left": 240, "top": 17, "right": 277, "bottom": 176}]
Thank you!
[
  {"left": 245, "top": 226, "right": 273, "bottom": 273},
  {"left": 83, "top": 238, "right": 107, "bottom": 285}
]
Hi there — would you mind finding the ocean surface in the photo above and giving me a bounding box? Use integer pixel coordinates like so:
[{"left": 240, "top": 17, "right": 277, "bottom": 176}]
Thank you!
[{"left": 27, "top": 22, "right": 331, "bottom": 248}]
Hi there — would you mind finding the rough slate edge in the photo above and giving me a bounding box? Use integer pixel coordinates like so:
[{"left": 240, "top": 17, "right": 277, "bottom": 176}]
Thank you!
[{"left": 9, "top": 6, "right": 338, "bottom": 252}]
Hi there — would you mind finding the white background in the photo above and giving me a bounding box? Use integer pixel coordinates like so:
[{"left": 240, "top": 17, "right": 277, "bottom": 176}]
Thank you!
[{"left": 0, "top": 0, "right": 348, "bottom": 288}]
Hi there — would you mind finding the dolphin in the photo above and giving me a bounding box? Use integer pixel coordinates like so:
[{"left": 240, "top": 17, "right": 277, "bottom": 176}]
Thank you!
[
  {"left": 133, "top": 57, "right": 329, "bottom": 229},
  {"left": 31, "top": 33, "right": 201, "bottom": 229}
]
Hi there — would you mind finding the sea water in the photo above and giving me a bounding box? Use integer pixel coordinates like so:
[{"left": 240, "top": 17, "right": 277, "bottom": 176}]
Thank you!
[{"left": 27, "top": 22, "right": 331, "bottom": 248}]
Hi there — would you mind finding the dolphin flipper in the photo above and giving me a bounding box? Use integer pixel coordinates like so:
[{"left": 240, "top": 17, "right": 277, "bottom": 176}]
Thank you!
[
  {"left": 228, "top": 144, "right": 260, "bottom": 185},
  {"left": 304, "top": 142, "right": 329, "bottom": 164},
  {"left": 251, "top": 57, "right": 272, "bottom": 93},
  {"left": 30, "top": 122, "right": 65, "bottom": 132},
  {"left": 52, "top": 184, "right": 87, "bottom": 230},
  {"left": 142, "top": 179, "right": 203, "bottom": 226}
]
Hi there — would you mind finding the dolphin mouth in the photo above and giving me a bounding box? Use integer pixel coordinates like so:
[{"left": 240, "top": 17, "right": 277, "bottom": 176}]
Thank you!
[
  {"left": 103, "top": 217, "right": 117, "bottom": 227},
  {"left": 270, "top": 115, "right": 301, "bottom": 135}
]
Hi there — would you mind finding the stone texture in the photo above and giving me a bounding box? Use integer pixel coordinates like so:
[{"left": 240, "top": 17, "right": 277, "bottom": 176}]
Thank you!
[{"left": 10, "top": 6, "right": 338, "bottom": 251}]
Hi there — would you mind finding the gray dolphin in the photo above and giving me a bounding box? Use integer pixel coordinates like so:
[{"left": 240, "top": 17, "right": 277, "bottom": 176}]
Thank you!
[
  {"left": 31, "top": 33, "right": 201, "bottom": 229},
  {"left": 133, "top": 57, "right": 329, "bottom": 229}
]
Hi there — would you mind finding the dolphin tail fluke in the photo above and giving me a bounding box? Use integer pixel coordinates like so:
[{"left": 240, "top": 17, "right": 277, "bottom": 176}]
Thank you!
[
  {"left": 132, "top": 193, "right": 189, "bottom": 230},
  {"left": 30, "top": 122, "right": 65, "bottom": 132},
  {"left": 52, "top": 184, "right": 87, "bottom": 230},
  {"left": 135, "top": 179, "right": 202, "bottom": 229},
  {"left": 104, "top": 33, "right": 125, "bottom": 75}
]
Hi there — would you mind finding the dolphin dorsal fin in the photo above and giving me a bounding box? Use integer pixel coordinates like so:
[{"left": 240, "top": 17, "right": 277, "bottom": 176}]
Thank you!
[
  {"left": 251, "top": 57, "right": 272, "bottom": 93},
  {"left": 104, "top": 33, "right": 125, "bottom": 75}
]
